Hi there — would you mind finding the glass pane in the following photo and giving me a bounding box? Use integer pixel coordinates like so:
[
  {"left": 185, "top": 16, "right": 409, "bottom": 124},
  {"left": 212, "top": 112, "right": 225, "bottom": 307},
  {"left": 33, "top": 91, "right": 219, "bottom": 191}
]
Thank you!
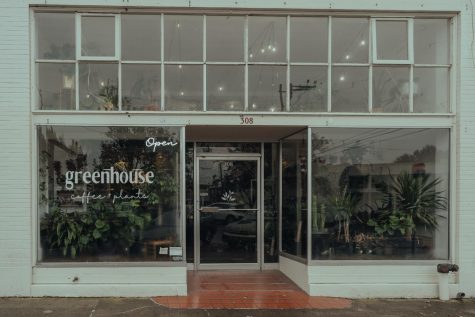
[
  {"left": 282, "top": 131, "right": 308, "bottom": 259},
  {"left": 332, "top": 18, "right": 369, "bottom": 63},
  {"left": 372, "top": 66, "right": 410, "bottom": 113},
  {"left": 207, "top": 65, "right": 244, "bottom": 111},
  {"left": 376, "top": 20, "right": 408, "bottom": 60},
  {"left": 290, "top": 66, "right": 327, "bottom": 112},
  {"left": 332, "top": 66, "right": 368, "bottom": 112},
  {"left": 290, "top": 17, "right": 328, "bottom": 63},
  {"left": 196, "top": 142, "right": 261, "bottom": 154},
  {"left": 122, "top": 64, "right": 161, "bottom": 111},
  {"left": 79, "top": 63, "right": 118, "bottom": 111},
  {"left": 37, "top": 63, "right": 75, "bottom": 110},
  {"left": 264, "top": 143, "right": 279, "bottom": 263},
  {"left": 38, "top": 126, "right": 182, "bottom": 262},
  {"left": 122, "top": 15, "right": 160, "bottom": 61},
  {"left": 165, "top": 65, "right": 203, "bottom": 111},
  {"left": 164, "top": 15, "right": 203, "bottom": 61},
  {"left": 36, "top": 13, "right": 75, "bottom": 60},
  {"left": 81, "top": 16, "right": 115, "bottom": 57},
  {"left": 248, "top": 16, "right": 286, "bottom": 62},
  {"left": 414, "top": 67, "right": 449, "bottom": 113},
  {"left": 207, "top": 16, "right": 244, "bottom": 62},
  {"left": 415, "top": 19, "right": 450, "bottom": 65},
  {"left": 185, "top": 143, "right": 194, "bottom": 263},
  {"left": 199, "top": 159, "right": 258, "bottom": 263},
  {"left": 248, "top": 65, "right": 286, "bottom": 112},
  {"left": 311, "top": 128, "right": 450, "bottom": 260}
]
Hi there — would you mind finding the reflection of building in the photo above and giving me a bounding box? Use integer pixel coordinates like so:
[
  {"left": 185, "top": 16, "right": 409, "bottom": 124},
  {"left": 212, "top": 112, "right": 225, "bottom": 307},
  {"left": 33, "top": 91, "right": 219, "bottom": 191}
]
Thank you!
[{"left": 1, "top": 0, "right": 473, "bottom": 301}]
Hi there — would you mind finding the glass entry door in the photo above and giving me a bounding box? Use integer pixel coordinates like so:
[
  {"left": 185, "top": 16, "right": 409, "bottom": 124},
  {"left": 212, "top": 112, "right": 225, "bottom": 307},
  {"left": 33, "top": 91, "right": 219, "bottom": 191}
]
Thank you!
[{"left": 197, "top": 157, "right": 260, "bottom": 268}]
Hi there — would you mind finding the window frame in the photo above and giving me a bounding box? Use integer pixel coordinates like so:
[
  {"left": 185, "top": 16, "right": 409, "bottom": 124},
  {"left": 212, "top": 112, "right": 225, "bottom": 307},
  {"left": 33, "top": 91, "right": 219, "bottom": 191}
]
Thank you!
[
  {"left": 32, "top": 11, "right": 455, "bottom": 115},
  {"left": 371, "top": 17, "right": 414, "bottom": 65}
]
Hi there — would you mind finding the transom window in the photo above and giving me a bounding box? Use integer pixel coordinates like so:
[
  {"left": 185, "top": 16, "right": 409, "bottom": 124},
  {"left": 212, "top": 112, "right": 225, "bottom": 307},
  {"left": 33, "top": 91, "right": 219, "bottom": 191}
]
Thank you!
[{"left": 35, "top": 13, "right": 452, "bottom": 113}]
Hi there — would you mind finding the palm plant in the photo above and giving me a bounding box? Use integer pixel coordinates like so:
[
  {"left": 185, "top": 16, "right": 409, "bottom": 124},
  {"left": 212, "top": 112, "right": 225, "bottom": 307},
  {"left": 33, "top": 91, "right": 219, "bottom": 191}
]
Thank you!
[
  {"left": 328, "top": 186, "right": 358, "bottom": 243},
  {"left": 372, "top": 171, "right": 447, "bottom": 240}
]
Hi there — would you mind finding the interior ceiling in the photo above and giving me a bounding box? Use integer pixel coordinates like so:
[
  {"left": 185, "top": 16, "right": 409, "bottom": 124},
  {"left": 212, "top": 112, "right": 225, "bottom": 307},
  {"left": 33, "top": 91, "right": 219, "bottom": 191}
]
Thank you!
[{"left": 185, "top": 125, "right": 305, "bottom": 142}]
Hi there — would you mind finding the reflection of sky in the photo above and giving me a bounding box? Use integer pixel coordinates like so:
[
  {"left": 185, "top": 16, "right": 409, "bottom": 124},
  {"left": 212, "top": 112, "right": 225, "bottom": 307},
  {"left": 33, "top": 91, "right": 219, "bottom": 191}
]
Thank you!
[
  {"left": 48, "top": 126, "right": 179, "bottom": 169},
  {"left": 313, "top": 128, "right": 449, "bottom": 165}
]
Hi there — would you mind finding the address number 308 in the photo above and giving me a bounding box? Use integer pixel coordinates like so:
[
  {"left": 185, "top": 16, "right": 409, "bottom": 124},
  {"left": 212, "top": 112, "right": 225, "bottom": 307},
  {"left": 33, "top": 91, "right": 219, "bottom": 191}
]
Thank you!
[{"left": 240, "top": 115, "right": 254, "bottom": 125}]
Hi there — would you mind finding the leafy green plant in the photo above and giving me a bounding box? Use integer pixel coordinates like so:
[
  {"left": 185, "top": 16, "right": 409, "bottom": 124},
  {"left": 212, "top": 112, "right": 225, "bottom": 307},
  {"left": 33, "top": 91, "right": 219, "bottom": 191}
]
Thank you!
[
  {"left": 327, "top": 186, "right": 358, "bottom": 243},
  {"left": 368, "top": 171, "right": 447, "bottom": 246},
  {"left": 40, "top": 200, "right": 151, "bottom": 259}
]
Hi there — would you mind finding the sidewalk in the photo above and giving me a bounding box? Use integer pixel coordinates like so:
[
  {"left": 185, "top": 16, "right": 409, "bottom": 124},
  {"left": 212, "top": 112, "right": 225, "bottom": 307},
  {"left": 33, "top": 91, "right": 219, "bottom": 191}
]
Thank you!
[{"left": 1, "top": 298, "right": 475, "bottom": 317}]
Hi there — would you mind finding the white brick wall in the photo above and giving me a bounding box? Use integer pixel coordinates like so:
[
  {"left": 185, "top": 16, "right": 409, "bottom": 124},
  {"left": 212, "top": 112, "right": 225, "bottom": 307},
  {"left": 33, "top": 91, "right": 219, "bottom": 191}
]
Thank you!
[
  {"left": 0, "top": 0, "right": 32, "bottom": 296},
  {"left": 457, "top": 4, "right": 475, "bottom": 296},
  {"left": 0, "top": 0, "right": 474, "bottom": 297}
]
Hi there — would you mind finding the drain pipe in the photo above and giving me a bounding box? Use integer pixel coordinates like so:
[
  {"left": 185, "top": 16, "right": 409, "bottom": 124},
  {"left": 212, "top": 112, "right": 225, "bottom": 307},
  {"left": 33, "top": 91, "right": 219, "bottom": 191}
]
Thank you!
[{"left": 437, "top": 263, "right": 459, "bottom": 300}]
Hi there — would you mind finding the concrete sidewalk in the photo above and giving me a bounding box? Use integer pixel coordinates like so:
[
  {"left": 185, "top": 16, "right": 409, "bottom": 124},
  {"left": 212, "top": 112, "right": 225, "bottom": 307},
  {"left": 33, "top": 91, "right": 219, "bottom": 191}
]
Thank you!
[{"left": 1, "top": 298, "right": 475, "bottom": 317}]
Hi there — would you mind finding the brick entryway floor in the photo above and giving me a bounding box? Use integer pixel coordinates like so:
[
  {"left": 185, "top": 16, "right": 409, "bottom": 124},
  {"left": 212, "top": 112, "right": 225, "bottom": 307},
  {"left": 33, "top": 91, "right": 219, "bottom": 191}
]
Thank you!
[{"left": 152, "top": 270, "right": 352, "bottom": 309}]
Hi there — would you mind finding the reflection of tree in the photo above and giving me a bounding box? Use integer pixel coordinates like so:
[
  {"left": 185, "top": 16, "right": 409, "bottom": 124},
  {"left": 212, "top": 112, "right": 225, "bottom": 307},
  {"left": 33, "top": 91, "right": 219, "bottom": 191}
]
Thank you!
[
  {"left": 394, "top": 145, "right": 436, "bottom": 163},
  {"left": 95, "top": 127, "right": 179, "bottom": 223}
]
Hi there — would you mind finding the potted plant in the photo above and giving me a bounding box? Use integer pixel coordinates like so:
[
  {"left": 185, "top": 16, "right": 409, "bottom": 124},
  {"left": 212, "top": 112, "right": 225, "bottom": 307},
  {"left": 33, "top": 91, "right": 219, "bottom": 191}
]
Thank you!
[{"left": 368, "top": 171, "right": 447, "bottom": 254}]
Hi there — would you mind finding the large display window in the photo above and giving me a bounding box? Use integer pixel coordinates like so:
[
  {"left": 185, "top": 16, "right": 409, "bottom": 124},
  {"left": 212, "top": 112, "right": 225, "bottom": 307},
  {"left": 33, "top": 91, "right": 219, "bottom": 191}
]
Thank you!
[
  {"left": 311, "top": 128, "right": 450, "bottom": 260},
  {"left": 37, "top": 126, "right": 183, "bottom": 262}
]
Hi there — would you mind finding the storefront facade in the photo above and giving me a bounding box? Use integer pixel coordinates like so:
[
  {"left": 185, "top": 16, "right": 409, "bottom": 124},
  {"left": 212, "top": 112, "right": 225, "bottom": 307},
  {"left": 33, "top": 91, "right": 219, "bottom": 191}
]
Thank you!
[{"left": 0, "top": 0, "right": 473, "bottom": 298}]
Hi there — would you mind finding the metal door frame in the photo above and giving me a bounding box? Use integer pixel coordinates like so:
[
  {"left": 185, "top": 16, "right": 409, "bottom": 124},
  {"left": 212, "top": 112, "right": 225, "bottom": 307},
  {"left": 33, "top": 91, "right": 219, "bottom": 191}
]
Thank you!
[{"left": 194, "top": 154, "right": 262, "bottom": 270}]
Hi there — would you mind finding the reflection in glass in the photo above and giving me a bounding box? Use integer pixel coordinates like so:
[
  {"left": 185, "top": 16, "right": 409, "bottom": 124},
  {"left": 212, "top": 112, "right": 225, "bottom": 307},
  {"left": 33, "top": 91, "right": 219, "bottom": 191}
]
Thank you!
[
  {"left": 248, "top": 65, "right": 286, "bottom": 112},
  {"left": 207, "top": 16, "right": 244, "bottom": 62},
  {"left": 36, "top": 13, "right": 75, "bottom": 60},
  {"left": 248, "top": 16, "right": 286, "bottom": 62},
  {"left": 38, "top": 126, "right": 182, "bottom": 262},
  {"left": 282, "top": 131, "right": 308, "bottom": 259},
  {"left": 79, "top": 63, "right": 118, "bottom": 111},
  {"left": 165, "top": 65, "right": 203, "bottom": 111},
  {"left": 37, "top": 63, "right": 75, "bottom": 110},
  {"left": 332, "top": 18, "right": 369, "bottom": 63},
  {"left": 290, "top": 66, "right": 327, "bottom": 112},
  {"left": 311, "top": 128, "right": 449, "bottom": 260},
  {"left": 185, "top": 143, "right": 194, "bottom": 263},
  {"left": 199, "top": 159, "right": 258, "bottom": 264},
  {"left": 122, "top": 64, "right": 161, "bottom": 111},
  {"left": 372, "top": 66, "right": 410, "bottom": 113},
  {"left": 122, "top": 15, "right": 160, "bottom": 61},
  {"left": 81, "top": 16, "right": 115, "bottom": 57},
  {"left": 332, "top": 66, "right": 368, "bottom": 112},
  {"left": 196, "top": 142, "right": 261, "bottom": 154},
  {"left": 264, "top": 143, "right": 279, "bottom": 263},
  {"left": 414, "top": 67, "right": 449, "bottom": 113},
  {"left": 376, "top": 21, "right": 408, "bottom": 61},
  {"left": 164, "top": 15, "right": 203, "bottom": 61},
  {"left": 414, "top": 19, "right": 450, "bottom": 65},
  {"left": 207, "top": 65, "right": 244, "bottom": 111},
  {"left": 290, "top": 17, "right": 328, "bottom": 63}
]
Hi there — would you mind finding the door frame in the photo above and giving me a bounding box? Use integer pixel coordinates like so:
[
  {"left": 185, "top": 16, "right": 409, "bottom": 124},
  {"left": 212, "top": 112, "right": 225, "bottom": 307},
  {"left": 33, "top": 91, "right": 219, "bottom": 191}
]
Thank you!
[{"left": 194, "top": 154, "right": 262, "bottom": 270}]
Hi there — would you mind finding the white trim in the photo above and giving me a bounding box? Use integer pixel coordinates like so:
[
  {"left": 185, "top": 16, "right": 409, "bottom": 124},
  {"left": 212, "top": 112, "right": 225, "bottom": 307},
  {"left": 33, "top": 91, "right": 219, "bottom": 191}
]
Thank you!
[
  {"left": 180, "top": 127, "right": 186, "bottom": 263},
  {"left": 372, "top": 17, "right": 413, "bottom": 64},
  {"left": 202, "top": 15, "right": 207, "bottom": 111},
  {"left": 327, "top": 16, "right": 332, "bottom": 112},
  {"left": 306, "top": 127, "right": 312, "bottom": 261},
  {"left": 160, "top": 13, "right": 165, "bottom": 111},
  {"left": 286, "top": 15, "right": 290, "bottom": 112},
  {"left": 244, "top": 15, "right": 249, "bottom": 111}
]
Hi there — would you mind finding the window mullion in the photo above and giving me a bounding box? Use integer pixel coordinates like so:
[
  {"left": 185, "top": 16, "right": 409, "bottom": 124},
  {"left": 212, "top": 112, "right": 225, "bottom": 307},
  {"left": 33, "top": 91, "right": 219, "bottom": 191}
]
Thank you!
[
  {"left": 327, "top": 16, "right": 332, "bottom": 113},
  {"left": 203, "top": 15, "right": 207, "bottom": 112},
  {"left": 160, "top": 13, "right": 165, "bottom": 111},
  {"left": 244, "top": 15, "right": 249, "bottom": 112}
]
